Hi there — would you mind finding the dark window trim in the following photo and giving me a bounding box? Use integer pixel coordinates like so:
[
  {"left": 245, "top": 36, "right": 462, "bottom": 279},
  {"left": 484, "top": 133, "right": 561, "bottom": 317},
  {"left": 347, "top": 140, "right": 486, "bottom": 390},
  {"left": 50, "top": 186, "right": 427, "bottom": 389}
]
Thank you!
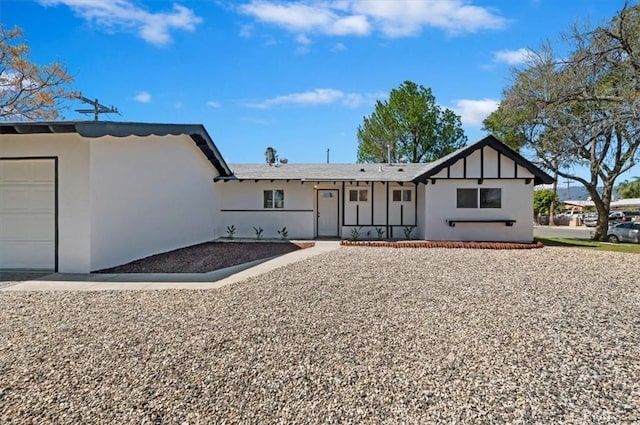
[{"left": 263, "top": 189, "right": 285, "bottom": 209}]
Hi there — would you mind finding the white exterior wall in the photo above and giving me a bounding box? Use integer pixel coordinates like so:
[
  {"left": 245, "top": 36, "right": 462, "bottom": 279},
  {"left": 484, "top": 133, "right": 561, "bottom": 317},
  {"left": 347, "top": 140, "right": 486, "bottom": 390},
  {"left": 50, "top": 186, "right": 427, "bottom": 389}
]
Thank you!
[
  {"left": 423, "top": 179, "right": 534, "bottom": 242},
  {"left": 217, "top": 180, "right": 314, "bottom": 239},
  {"left": 89, "top": 135, "right": 220, "bottom": 271},
  {"left": 342, "top": 182, "right": 417, "bottom": 239},
  {"left": 0, "top": 133, "right": 92, "bottom": 272},
  {"left": 416, "top": 184, "right": 426, "bottom": 239}
]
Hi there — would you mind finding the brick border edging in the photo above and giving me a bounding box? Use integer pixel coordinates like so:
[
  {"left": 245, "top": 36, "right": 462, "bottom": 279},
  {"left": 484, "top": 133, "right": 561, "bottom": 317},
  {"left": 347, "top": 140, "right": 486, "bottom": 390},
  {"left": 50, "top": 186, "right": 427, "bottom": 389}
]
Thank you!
[{"left": 340, "top": 240, "right": 544, "bottom": 249}]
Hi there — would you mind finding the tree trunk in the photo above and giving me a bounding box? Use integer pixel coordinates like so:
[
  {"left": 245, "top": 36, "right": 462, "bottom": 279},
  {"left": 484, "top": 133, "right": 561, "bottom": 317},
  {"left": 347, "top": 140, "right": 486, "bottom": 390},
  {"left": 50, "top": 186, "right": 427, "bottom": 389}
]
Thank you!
[
  {"left": 590, "top": 182, "right": 613, "bottom": 241},
  {"left": 549, "top": 169, "right": 559, "bottom": 226}
]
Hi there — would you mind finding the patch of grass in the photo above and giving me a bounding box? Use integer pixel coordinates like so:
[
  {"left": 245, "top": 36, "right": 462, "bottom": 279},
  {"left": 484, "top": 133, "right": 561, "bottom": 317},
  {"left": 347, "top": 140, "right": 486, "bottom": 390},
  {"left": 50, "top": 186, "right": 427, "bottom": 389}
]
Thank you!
[{"left": 535, "top": 237, "right": 640, "bottom": 253}]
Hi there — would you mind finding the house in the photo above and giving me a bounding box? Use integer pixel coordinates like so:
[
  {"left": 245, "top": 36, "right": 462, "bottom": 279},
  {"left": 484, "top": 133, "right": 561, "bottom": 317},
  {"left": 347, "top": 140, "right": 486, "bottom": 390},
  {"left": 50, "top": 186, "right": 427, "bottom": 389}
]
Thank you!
[
  {"left": 1, "top": 121, "right": 231, "bottom": 273},
  {"left": 0, "top": 121, "right": 553, "bottom": 273},
  {"left": 217, "top": 136, "right": 554, "bottom": 242}
]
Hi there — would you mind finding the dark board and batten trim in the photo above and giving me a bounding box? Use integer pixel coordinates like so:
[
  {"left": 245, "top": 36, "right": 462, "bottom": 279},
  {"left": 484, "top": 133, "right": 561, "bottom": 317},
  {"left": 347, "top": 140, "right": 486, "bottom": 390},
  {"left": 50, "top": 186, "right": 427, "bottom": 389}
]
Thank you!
[{"left": 412, "top": 135, "right": 554, "bottom": 185}]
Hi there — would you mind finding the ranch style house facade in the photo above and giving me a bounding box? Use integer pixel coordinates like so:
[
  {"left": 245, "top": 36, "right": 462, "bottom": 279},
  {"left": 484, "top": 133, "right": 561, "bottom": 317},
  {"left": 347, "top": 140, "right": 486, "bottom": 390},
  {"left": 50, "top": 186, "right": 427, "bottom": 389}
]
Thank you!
[{"left": 0, "top": 121, "right": 554, "bottom": 273}]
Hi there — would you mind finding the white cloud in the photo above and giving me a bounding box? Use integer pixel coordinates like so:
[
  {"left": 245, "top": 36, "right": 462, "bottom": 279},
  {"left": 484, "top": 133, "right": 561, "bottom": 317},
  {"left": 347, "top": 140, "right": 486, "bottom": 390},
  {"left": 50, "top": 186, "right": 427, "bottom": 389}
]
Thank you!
[
  {"left": 245, "top": 88, "right": 384, "bottom": 108},
  {"left": 452, "top": 98, "right": 499, "bottom": 126},
  {"left": 133, "top": 91, "right": 152, "bottom": 103},
  {"left": 331, "top": 42, "right": 346, "bottom": 51},
  {"left": 493, "top": 48, "right": 534, "bottom": 65},
  {"left": 38, "top": 0, "right": 202, "bottom": 46},
  {"left": 240, "top": 0, "right": 507, "bottom": 44},
  {"left": 240, "top": 2, "right": 371, "bottom": 36},
  {"left": 207, "top": 101, "right": 221, "bottom": 108},
  {"left": 296, "top": 34, "right": 311, "bottom": 45},
  {"left": 239, "top": 24, "right": 253, "bottom": 38}
]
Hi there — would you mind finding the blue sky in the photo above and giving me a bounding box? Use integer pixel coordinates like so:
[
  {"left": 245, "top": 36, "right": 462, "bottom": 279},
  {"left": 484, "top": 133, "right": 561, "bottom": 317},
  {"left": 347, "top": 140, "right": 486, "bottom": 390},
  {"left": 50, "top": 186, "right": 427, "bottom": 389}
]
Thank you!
[{"left": 1, "top": 0, "right": 637, "bottom": 180}]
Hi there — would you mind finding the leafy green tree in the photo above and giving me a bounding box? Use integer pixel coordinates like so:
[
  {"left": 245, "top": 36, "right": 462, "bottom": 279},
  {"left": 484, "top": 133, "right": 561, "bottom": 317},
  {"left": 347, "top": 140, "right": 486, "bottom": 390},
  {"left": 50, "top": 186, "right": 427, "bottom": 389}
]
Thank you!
[
  {"left": 0, "top": 25, "right": 75, "bottom": 120},
  {"left": 482, "top": 4, "right": 640, "bottom": 240},
  {"left": 357, "top": 81, "right": 466, "bottom": 163},
  {"left": 533, "top": 189, "right": 560, "bottom": 223},
  {"left": 617, "top": 177, "right": 640, "bottom": 199}
]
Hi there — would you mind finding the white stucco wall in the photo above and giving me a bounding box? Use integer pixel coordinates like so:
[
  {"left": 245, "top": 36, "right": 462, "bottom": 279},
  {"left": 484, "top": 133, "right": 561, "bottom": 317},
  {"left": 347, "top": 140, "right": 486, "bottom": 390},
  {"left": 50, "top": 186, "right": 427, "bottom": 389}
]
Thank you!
[
  {"left": 89, "top": 135, "right": 220, "bottom": 271},
  {"left": 217, "top": 180, "right": 314, "bottom": 239},
  {"left": 0, "top": 133, "right": 92, "bottom": 272},
  {"left": 423, "top": 179, "right": 534, "bottom": 242},
  {"left": 416, "top": 184, "right": 426, "bottom": 239},
  {"left": 341, "top": 182, "right": 418, "bottom": 239}
]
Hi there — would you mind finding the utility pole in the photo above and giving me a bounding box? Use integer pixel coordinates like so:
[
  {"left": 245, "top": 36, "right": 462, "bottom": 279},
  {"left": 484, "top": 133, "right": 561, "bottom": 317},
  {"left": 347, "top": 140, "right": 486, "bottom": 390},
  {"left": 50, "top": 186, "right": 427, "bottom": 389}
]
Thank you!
[{"left": 75, "top": 96, "right": 119, "bottom": 121}]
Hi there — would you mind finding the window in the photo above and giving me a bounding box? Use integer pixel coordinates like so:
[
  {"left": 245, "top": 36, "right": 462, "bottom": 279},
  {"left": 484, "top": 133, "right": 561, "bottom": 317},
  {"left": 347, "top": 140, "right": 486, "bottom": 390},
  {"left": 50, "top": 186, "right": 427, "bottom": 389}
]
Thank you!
[
  {"left": 349, "top": 189, "right": 368, "bottom": 202},
  {"left": 393, "top": 189, "right": 412, "bottom": 202},
  {"left": 480, "top": 188, "right": 501, "bottom": 208},
  {"left": 263, "top": 189, "right": 284, "bottom": 209},
  {"left": 456, "top": 189, "right": 477, "bottom": 208},
  {"left": 457, "top": 188, "right": 502, "bottom": 209}
]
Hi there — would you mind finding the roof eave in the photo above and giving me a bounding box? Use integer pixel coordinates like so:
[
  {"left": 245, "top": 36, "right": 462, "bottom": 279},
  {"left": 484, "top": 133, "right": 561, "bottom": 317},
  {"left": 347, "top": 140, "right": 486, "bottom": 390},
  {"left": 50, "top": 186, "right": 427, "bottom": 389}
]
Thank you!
[{"left": 0, "top": 121, "right": 233, "bottom": 177}]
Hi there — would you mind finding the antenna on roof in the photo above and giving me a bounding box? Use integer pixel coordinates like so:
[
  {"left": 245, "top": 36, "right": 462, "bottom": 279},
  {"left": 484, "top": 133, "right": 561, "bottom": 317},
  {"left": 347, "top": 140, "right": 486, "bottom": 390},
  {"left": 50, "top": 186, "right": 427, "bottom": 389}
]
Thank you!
[{"left": 75, "top": 95, "right": 120, "bottom": 121}]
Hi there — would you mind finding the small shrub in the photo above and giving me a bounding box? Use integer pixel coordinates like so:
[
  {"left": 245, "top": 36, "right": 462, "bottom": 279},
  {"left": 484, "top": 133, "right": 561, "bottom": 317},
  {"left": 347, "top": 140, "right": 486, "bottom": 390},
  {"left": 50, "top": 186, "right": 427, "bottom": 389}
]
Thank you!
[
  {"left": 366, "top": 229, "right": 372, "bottom": 240},
  {"left": 375, "top": 227, "right": 385, "bottom": 240},
  {"left": 403, "top": 225, "right": 414, "bottom": 240},
  {"left": 350, "top": 226, "right": 363, "bottom": 241},
  {"left": 226, "top": 225, "right": 236, "bottom": 240},
  {"left": 253, "top": 226, "right": 264, "bottom": 240},
  {"left": 277, "top": 226, "right": 288, "bottom": 240}
]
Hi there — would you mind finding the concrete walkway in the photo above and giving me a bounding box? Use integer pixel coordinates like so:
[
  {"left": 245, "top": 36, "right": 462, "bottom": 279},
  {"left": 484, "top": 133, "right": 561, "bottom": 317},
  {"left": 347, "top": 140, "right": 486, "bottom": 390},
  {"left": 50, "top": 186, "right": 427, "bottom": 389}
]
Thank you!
[{"left": 1, "top": 241, "right": 340, "bottom": 292}]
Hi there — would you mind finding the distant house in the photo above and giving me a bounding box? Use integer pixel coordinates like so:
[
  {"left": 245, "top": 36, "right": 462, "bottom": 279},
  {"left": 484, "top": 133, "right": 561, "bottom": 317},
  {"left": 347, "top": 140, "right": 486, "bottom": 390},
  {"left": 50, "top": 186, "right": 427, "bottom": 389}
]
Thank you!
[{"left": 0, "top": 122, "right": 553, "bottom": 273}]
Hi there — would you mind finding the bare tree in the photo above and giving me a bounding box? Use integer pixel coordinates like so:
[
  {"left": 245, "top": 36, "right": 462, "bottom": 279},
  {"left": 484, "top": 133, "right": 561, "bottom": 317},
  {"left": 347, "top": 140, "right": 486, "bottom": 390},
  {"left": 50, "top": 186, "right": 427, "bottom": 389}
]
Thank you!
[
  {"left": 484, "top": 3, "right": 640, "bottom": 240},
  {"left": 0, "top": 25, "right": 75, "bottom": 120}
]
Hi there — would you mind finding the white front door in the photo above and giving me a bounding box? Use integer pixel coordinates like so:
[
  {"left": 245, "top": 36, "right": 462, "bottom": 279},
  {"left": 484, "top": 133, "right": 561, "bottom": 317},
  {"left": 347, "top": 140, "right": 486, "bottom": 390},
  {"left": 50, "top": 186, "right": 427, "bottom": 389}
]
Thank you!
[
  {"left": 0, "top": 159, "right": 56, "bottom": 270},
  {"left": 317, "top": 189, "right": 339, "bottom": 237}
]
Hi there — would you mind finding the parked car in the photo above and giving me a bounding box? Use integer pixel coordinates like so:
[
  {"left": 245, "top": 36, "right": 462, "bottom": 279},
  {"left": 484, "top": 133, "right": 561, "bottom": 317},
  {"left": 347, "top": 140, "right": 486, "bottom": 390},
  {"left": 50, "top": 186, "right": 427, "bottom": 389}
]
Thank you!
[
  {"left": 583, "top": 213, "right": 598, "bottom": 227},
  {"left": 609, "top": 211, "right": 626, "bottom": 221},
  {"left": 607, "top": 222, "right": 640, "bottom": 243},
  {"left": 564, "top": 211, "right": 584, "bottom": 219},
  {"left": 609, "top": 211, "right": 640, "bottom": 224},
  {"left": 537, "top": 214, "right": 561, "bottom": 225}
]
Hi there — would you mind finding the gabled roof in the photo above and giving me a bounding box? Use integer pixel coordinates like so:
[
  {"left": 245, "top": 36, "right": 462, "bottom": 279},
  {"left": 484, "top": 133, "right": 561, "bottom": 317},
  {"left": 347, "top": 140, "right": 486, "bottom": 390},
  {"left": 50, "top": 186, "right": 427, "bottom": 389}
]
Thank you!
[
  {"left": 411, "top": 135, "right": 555, "bottom": 185},
  {"left": 221, "top": 135, "right": 555, "bottom": 185},
  {"left": 222, "top": 162, "right": 428, "bottom": 182},
  {"left": 0, "top": 121, "right": 233, "bottom": 177}
]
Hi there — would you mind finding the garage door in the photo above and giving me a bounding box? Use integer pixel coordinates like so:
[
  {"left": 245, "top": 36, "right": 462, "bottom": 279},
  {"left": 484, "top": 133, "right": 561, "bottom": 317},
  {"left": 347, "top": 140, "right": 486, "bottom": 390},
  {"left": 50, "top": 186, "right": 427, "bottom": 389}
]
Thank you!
[{"left": 0, "top": 159, "right": 56, "bottom": 270}]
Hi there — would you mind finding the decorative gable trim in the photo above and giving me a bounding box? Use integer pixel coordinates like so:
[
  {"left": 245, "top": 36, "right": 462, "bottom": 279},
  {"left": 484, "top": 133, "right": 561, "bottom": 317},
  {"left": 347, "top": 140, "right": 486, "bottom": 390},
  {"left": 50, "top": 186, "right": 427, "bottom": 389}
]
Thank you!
[{"left": 412, "top": 135, "right": 554, "bottom": 185}]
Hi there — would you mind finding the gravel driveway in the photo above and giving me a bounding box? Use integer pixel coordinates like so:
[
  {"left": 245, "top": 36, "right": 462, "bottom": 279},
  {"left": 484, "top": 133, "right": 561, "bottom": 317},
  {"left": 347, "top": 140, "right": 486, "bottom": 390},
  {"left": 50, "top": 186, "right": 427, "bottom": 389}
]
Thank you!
[{"left": 1, "top": 247, "right": 638, "bottom": 423}]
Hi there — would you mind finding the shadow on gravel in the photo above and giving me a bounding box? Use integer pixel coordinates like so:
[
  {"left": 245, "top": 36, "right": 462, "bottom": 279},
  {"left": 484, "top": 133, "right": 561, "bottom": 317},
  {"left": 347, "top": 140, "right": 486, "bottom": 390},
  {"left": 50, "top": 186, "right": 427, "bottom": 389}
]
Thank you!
[{"left": 94, "top": 241, "right": 315, "bottom": 274}]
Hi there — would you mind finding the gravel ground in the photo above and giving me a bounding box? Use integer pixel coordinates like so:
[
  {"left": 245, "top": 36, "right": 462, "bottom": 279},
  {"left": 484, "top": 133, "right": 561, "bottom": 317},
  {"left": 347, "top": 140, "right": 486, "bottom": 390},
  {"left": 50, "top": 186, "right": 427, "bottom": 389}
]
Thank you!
[{"left": 1, "top": 247, "right": 639, "bottom": 423}]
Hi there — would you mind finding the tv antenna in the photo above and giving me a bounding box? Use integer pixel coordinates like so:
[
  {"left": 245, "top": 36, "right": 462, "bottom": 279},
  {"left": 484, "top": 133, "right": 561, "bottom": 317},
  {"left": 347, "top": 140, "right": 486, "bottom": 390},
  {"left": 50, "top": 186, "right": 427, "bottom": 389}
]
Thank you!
[{"left": 75, "top": 96, "right": 120, "bottom": 121}]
